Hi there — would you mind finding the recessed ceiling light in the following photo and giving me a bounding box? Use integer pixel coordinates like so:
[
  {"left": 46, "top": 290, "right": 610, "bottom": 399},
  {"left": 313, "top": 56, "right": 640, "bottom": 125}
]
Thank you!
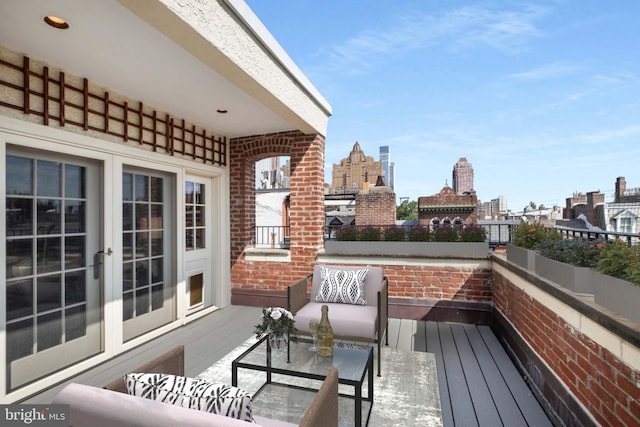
[
  {"left": 216, "top": 108, "right": 228, "bottom": 114},
  {"left": 44, "top": 16, "right": 69, "bottom": 30}
]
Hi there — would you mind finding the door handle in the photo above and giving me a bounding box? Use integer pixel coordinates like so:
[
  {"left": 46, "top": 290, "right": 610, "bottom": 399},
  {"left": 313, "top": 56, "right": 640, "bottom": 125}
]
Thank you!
[{"left": 92, "top": 248, "right": 113, "bottom": 280}]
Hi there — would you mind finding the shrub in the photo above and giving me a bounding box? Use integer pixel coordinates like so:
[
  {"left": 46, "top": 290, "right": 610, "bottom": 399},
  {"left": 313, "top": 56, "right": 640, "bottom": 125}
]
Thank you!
[
  {"left": 433, "top": 224, "right": 459, "bottom": 242},
  {"left": 511, "top": 221, "right": 561, "bottom": 249},
  {"left": 357, "top": 226, "right": 382, "bottom": 241},
  {"left": 334, "top": 225, "right": 358, "bottom": 241},
  {"left": 537, "top": 239, "right": 601, "bottom": 268},
  {"left": 384, "top": 225, "right": 406, "bottom": 241},
  {"left": 407, "top": 224, "right": 431, "bottom": 242},
  {"left": 596, "top": 239, "right": 640, "bottom": 286},
  {"left": 460, "top": 224, "right": 487, "bottom": 242}
]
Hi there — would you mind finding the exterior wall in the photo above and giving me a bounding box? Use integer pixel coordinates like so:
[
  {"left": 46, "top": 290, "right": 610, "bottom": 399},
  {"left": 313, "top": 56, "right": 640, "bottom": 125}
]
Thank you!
[
  {"left": 492, "top": 263, "right": 640, "bottom": 427},
  {"left": 230, "top": 131, "right": 325, "bottom": 291},
  {"left": 418, "top": 185, "right": 479, "bottom": 225},
  {"left": 355, "top": 187, "right": 396, "bottom": 226}
]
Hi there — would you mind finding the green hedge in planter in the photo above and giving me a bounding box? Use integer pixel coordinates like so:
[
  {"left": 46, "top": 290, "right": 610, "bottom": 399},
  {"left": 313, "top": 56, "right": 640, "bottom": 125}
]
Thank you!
[
  {"left": 511, "top": 221, "right": 561, "bottom": 250},
  {"left": 334, "top": 224, "right": 486, "bottom": 243},
  {"left": 536, "top": 237, "right": 640, "bottom": 287},
  {"left": 596, "top": 239, "right": 640, "bottom": 286}
]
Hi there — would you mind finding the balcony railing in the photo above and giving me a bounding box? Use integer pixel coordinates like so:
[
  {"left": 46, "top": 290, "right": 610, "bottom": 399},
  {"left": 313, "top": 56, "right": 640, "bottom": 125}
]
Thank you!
[
  {"left": 253, "top": 226, "right": 290, "bottom": 249},
  {"left": 323, "top": 222, "right": 639, "bottom": 248}
]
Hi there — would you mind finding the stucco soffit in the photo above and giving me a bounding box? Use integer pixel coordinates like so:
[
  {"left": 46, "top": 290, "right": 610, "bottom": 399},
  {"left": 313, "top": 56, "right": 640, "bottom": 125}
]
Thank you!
[{"left": 117, "top": 0, "right": 331, "bottom": 136}]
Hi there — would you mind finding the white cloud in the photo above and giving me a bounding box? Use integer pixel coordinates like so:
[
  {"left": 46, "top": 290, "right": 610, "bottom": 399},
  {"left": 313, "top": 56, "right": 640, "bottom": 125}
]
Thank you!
[
  {"left": 317, "top": 3, "right": 549, "bottom": 73},
  {"left": 507, "top": 63, "right": 581, "bottom": 80}
]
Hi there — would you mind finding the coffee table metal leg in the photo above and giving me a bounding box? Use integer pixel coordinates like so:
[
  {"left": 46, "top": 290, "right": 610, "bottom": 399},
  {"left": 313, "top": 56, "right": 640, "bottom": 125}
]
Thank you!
[{"left": 355, "top": 385, "right": 362, "bottom": 427}]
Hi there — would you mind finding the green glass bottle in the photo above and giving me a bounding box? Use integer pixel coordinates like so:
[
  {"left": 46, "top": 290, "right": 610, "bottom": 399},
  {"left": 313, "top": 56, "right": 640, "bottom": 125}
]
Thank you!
[{"left": 317, "top": 304, "right": 333, "bottom": 356}]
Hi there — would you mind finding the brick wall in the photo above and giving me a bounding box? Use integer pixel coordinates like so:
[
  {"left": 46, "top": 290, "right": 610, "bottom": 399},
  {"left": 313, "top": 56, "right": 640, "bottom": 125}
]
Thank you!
[
  {"left": 355, "top": 187, "right": 396, "bottom": 226},
  {"left": 493, "top": 270, "right": 640, "bottom": 427},
  {"left": 384, "top": 264, "right": 492, "bottom": 301}
]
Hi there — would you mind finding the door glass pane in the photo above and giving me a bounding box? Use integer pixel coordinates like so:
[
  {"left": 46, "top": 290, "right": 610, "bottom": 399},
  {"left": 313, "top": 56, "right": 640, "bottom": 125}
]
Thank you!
[
  {"left": 6, "top": 240, "right": 33, "bottom": 279},
  {"left": 6, "top": 198, "right": 33, "bottom": 236},
  {"left": 6, "top": 156, "right": 33, "bottom": 195},
  {"left": 65, "top": 236, "right": 85, "bottom": 269},
  {"left": 37, "top": 274, "right": 61, "bottom": 313},
  {"left": 6, "top": 279, "right": 33, "bottom": 321},
  {"left": 37, "top": 312, "right": 62, "bottom": 351},
  {"left": 65, "top": 306, "right": 87, "bottom": 341},
  {"left": 37, "top": 199, "right": 61, "bottom": 234},
  {"left": 65, "top": 201, "right": 85, "bottom": 233},
  {"left": 65, "top": 165, "right": 85, "bottom": 198},
  {"left": 123, "top": 173, "right": 133, "bottom": 201},
  {"left": 7, "top": 319, "right": 33, "bottom": 362},
  {"left": 135, "top": 175, "right": 148, "bottom": 201},
  {"left": 37, "top": 237, "right": 61, "bottom": 273},
  {"left": 37, "top": 160, "right": 61, "bottom": 197},
  {"left": 65, "top": 271, "right": 86, "bottom": 305},
  {"left": 150, "top": 177, "right": 163, "bottom": 202}
]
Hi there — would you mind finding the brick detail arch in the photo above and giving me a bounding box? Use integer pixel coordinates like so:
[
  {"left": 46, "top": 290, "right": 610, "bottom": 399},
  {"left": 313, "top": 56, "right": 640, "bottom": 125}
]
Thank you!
[{"left": 230, "top": 130, "right": 325, "bottom": 293}]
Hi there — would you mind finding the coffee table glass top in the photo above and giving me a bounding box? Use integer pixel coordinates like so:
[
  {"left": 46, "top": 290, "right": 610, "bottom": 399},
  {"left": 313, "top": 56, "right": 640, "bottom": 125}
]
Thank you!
[{"left": 234, "top": 336, "right": 372, "bottom": 383}]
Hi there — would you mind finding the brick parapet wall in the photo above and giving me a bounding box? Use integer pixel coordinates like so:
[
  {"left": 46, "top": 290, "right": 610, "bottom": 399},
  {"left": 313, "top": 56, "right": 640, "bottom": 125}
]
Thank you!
[
  {"left": 233, "top": 257, "right": 492, "bottom": 303},
  {"left": 383, "top": 263, "right": 492, "bottom": 301},
  {"left": 492, "top": 269, "right": 640, "bottom": 427}
]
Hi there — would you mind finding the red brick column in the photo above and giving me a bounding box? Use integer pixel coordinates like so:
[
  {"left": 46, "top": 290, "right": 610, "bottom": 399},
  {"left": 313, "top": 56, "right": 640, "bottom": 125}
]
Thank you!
[{"left": 229, "top": 131, "right": 325, "bottom": 291}]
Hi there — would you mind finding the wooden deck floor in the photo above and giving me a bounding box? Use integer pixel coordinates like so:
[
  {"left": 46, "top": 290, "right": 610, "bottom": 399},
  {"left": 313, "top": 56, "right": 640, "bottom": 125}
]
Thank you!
[
  {"left": 388, "top": 318, "right": 553, "bottom": 427},
  {"left": 29, "top": 306, "right": 554, "bottom": 426}
]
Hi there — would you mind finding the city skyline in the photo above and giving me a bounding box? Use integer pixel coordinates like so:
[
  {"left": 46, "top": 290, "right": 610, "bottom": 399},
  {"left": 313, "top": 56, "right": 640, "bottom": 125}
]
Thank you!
[{"left": 245, "top": 0, "right": 640, "bottom": 211}]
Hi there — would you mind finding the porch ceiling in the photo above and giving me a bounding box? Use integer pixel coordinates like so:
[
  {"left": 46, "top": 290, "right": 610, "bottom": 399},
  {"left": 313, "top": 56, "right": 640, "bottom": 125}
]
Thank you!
[{"left": 0, "top": 0, "right": 331, "bottom": 138}]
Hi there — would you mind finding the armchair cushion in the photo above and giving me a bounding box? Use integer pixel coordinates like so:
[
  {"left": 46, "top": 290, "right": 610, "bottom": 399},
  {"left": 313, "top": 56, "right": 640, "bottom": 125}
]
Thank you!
[
  {"left": 294, "top": 302, "right": 377, "bottom": 339},
  {"left": 315, "top": 267, "right": 368, "bottom": 305},
  {"left": 125, "top": 373, "right": 254, "bottom": 423}
]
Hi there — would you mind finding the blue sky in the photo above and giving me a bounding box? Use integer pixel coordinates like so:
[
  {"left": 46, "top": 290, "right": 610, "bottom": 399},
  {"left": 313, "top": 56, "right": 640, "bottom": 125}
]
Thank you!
[{"left": 245, "top": 0, "right": 640, "bottom": 212}]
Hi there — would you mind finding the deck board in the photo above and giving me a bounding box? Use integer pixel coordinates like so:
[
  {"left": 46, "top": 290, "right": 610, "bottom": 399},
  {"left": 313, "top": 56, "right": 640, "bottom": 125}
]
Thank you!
[
  {"left": 478, "top": 325, "right": 553, "bottom": 427},
  {"left": 463, "top": 324, "right": 527, "bottom": 427},
  {"left": 437, "top": 322, "right": 479, "bottom": 426},
  {"left": 451, "top": 324, "right": 502, "bottom": 426}
]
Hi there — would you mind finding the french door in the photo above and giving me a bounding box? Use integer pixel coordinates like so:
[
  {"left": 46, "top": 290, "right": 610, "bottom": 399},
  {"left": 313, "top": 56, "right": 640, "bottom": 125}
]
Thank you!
[
  {"left": 5, "top": 150, "right": 101, "bottom": 390},
  {"left": 121, "top": 168, "right": 174, "bottom": 340}
]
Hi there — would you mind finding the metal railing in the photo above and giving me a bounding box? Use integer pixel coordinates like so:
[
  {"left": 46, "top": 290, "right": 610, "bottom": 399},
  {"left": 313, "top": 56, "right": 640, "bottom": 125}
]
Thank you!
[
  {"left": 254, "top": 222, "right": 638, "bottom": 250},
  {"left": 323, "top": 222, "right": 639, "bottom": 249},
  {"left": 253, "top": 226, "right": 290, "bottom": 249}
]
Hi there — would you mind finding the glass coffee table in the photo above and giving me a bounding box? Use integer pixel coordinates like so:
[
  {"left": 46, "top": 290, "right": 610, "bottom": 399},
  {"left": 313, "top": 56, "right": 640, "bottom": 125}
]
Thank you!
[{"left": 232, "top": 335, "right": 374, "bottom": 427}]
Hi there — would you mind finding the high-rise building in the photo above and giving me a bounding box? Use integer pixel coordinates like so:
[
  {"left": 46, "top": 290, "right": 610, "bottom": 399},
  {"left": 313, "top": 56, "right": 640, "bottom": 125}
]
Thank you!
[
  {"left": 331, "top": 142, "right": 382, "bottom": 192},
  {"left": 379, "top": 146, "right": 390, "bottom": 185},
  {"left": 389, "top": 161, "right": 395, "bottom": 190},
  {"left": 452, "top": 157, "right": 474, "bottom": 194}
]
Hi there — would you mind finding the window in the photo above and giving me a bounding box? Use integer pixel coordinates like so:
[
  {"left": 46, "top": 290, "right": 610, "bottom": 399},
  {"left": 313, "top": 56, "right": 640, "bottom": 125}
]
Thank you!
[
  {"left": 619, "top": 216, "right": 633, "bottom": 233},
  {"left": 185, "top": 181, "right": 205, "bottom": 250}
]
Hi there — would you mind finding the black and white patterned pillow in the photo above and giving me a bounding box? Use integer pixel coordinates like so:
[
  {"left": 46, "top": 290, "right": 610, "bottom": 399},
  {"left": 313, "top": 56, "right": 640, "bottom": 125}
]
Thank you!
[
  {"left": 125, "top": 373, "right": 255, "bottom": 423},
  {"left": 315, "top": 267, "right": 368, "bottom": 305}
]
